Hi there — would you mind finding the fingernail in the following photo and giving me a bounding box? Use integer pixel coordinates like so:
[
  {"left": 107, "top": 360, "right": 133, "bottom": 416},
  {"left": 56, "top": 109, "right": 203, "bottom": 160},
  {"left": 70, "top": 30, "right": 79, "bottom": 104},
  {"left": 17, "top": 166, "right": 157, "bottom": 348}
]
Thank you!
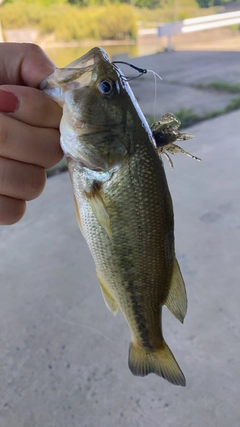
[{"left": 0, "top": 89, "right": 20, "bottom": 113}]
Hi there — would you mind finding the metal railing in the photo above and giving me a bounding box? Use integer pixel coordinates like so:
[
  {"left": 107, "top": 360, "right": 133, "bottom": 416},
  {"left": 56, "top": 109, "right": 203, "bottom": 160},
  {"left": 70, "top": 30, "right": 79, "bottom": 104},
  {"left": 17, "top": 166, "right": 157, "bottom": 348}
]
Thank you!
[{"left": 157, "top": 11, "right": 240, "bottom": 51}]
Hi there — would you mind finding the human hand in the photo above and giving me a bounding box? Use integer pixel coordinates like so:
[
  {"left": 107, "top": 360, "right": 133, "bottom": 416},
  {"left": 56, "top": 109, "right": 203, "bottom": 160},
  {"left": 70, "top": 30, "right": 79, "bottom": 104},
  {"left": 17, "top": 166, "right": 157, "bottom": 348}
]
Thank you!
[{"left": 0, "top": 43, "right": 63, "bottom": 225}]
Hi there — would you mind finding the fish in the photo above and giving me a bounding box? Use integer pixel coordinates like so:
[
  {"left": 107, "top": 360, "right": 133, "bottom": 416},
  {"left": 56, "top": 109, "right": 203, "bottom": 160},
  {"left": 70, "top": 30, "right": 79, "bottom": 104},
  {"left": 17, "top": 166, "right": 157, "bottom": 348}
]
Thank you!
[{"left": 41, "top": 47, "right": 188, "bottom": 386}]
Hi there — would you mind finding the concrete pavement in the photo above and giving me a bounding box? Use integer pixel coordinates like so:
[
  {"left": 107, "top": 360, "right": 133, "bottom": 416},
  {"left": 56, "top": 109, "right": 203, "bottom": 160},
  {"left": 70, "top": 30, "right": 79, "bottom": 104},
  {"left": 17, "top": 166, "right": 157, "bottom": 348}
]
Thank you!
[
  {"left": 0, "top": 53, "right": 240, "bottom": 426},
  {"left": 126, "top": 50, "right": 240, "bottom": 117}
]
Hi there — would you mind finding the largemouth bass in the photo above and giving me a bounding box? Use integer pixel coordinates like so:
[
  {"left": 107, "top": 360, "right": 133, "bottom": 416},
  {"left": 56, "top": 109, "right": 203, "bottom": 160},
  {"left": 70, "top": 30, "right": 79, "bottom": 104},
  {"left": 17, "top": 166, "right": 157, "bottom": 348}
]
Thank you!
[{"left": 42, "top": 48, "right": 188, "bottom": 386}]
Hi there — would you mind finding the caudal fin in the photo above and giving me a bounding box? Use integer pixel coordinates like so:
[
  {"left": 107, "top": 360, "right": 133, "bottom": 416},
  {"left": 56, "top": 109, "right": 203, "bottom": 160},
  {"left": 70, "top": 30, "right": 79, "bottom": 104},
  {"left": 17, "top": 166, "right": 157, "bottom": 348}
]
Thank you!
[{"left": 128, "top": 340, "right": 186, "bottom": 386}]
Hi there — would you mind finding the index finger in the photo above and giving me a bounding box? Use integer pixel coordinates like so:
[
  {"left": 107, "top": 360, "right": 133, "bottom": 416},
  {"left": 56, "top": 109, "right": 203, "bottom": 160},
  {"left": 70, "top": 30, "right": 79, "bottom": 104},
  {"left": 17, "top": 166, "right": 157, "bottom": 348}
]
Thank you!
[
  {"left": 1, "top": 85, "right": 62, "bottom": 129},
  {"left": 0, "top": 43, "right": 55, "bottom": 87}
]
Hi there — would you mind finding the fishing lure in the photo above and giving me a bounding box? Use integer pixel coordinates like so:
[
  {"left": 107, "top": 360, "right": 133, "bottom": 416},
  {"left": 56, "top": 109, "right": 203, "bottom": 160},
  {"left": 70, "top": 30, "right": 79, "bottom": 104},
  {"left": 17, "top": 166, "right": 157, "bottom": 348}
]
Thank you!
[
  {"left": 113, "top": 61, "right": 201, "bottom": 169},
  {"left": 151, "top": 113, "right": 201, "bottom": 169}
]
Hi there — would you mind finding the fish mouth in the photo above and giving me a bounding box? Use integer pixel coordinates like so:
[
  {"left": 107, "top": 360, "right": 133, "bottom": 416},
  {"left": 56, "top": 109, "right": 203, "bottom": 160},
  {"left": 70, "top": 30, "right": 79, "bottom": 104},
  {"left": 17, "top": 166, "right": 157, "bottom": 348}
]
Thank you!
[
  {"left": 40, "top": 47, "right": 110, "bottom": 101},
  {"left": 64, "top": 47, "right": 109, "bottom": 72}
]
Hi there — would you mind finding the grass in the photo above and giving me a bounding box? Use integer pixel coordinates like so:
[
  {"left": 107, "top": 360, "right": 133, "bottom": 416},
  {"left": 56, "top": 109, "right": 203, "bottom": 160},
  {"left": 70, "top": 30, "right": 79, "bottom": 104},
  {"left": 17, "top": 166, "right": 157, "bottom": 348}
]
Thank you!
[
  {"left": 148, "top": 79, "right": 240, "bottom": 129},
  {"left": 157, "top": 80, "right": 240, "bottom": 128},
  {"left": 171, "top": 95, "right": 240, "bottom": 128},
  {"left": 197, "top": 81, "right": 240, "bottom": 93},
  {"left": 225, "top": 96, "right": 240, "bottom": 112},
  {"left": 171, "top": 107, "right": 200, "bottom": 128}
]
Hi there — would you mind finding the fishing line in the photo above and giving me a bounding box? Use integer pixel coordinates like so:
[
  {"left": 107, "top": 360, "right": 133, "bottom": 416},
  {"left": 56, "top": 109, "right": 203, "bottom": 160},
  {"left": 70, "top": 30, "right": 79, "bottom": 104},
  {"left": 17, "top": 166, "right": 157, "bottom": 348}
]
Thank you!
[
  {"left": 146, "top": 69, "right": 162, "bottom": 122},
  {"left": 112, "top": 61, "right": 147, "bottom": 81},
  {"left": 49, "top": 305, "right": 121, "bottom": 349},
  {"left": 112, "top": 61, "right": 163, "bottom": 121}
]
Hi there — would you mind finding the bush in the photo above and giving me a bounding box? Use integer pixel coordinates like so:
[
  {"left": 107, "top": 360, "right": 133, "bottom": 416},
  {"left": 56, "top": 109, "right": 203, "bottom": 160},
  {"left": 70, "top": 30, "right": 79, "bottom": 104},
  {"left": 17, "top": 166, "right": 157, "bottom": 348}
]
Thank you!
[
  {"left": 40, "top": 6, "right": 100, "bottom": 40},
  {"left": 1, "top": 2, "right": 30, "bottom": 28},
  {"left": 39, "top": 4, "right": 137, "bottom": 41},
  {"left": 1, "top": 1, "right": 137, "bottom": 42},
  {"left": 97, "top": 5, "right": 137, "bottom": 40}
]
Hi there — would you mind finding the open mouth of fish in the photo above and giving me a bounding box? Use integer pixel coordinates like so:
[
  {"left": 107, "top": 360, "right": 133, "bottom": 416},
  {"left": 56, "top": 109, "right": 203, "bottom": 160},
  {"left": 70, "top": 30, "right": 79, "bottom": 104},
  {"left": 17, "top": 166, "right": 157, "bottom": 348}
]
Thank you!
[
  {"left": 41, "top": 48, "right": 113, "bottom": 130},
  {"left": 41, "top": 47, "right": 109, "bottom": 97}
]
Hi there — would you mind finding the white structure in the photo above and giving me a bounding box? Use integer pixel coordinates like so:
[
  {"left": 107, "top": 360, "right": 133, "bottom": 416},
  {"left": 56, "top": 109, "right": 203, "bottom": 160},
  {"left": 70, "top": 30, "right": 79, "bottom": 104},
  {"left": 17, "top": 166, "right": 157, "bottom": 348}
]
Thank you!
[{"left": 157, "top": 11, "right": 240, "bottom": 51}]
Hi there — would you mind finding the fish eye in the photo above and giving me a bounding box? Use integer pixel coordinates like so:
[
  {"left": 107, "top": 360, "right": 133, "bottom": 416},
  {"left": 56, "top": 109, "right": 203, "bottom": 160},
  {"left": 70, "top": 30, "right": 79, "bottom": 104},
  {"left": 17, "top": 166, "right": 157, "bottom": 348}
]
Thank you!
[{"left": 98, "top": 78, "right": 115, "bottom": 96}]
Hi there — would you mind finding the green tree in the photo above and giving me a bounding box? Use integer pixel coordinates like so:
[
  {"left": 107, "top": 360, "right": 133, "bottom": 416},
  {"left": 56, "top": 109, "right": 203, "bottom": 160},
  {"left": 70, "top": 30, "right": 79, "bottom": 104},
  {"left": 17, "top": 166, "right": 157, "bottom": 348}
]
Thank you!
[
  {"left": 195, "top": 0, "right": 210, "bottom": 7},
  {"left": 196, "top": 0, "right": 240, "bottom": 6},
  {"left": 134, "top": 0, "right": 160, "bottom": 8},
  {"left": 120, "top": 0, "right": 160, "bottom": 8},
  {"left": 67, "top": 0, "right": 90, "bottom": 4}
]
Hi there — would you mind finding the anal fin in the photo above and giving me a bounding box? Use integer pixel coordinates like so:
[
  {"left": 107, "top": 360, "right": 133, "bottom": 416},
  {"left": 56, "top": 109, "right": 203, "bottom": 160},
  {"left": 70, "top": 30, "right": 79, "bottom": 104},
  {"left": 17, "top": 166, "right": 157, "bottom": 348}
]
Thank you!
[
  {"left": 164, "top": 258, "right": 187, "bottom": 323},
  {"left": 97, "top": 271, "right": 118, "bottom": 315}
]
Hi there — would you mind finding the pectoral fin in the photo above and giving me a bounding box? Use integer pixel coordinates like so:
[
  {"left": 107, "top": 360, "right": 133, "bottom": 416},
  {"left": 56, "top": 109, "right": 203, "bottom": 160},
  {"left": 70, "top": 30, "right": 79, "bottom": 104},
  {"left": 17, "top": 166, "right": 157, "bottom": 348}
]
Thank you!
[
  {"left": 85, "top": 186, "right": 112, "bottom": 238},
  {"left": 164, "top": 258, "right": 187, "bottom": 323},
  {"left": 97, "top": 271, "right": 118, "bottom": 315}
]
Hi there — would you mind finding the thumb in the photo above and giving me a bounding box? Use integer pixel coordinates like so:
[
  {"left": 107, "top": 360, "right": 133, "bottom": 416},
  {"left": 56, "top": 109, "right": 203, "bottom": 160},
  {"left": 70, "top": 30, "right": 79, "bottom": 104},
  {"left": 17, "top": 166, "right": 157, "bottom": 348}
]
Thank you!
[{"left": 0, "top": 43, "right": 55, "bottom": 88}]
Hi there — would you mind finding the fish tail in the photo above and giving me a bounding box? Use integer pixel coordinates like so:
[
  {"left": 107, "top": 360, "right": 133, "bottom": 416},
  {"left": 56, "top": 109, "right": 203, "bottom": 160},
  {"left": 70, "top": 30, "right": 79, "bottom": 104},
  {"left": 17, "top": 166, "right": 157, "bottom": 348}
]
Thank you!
[{"left": 128, "top": 340, "right": 186, "bottom": 386}]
